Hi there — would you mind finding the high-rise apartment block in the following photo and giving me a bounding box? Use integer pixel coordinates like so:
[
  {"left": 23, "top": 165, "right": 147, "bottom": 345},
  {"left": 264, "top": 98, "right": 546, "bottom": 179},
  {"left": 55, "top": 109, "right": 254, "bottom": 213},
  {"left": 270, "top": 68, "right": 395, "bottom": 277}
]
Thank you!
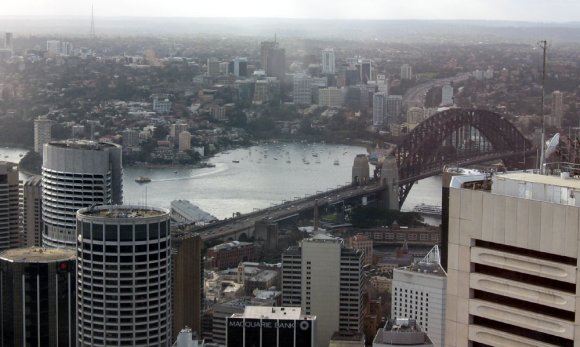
[
  {"left": 360, "top": 59, "right": 372, "bottom": 84},
  {"left": 386, "top": 95, "right": 403, "bottom": 121},
  {"left": 3, "top": 33, "right": 13, "bottom": 51},
  {"left": 445, "top": 171, "right": 580, "bottom": 346},
  {"left": 377, "top": 74, "right": 388, "bottom": 94},
  {"left": 207, "top": 57, "right": 220, "bottom": 76},
  {"left": 226, "top": 306, "right": 316, "bottom": 347},
  {"left": 34, "top": 115, "right": 52, "bottom": 154},
  {"left": 260, "top": 41, "right": 277, "bottom": 69},
  {"left": 0, "top": 162, "right": 20, "bottom": 251},
  {"left": 551, "top": 90, "right": 564, "bottom": 128},
  {"left": 322, "top": 48, "right": 336, "bottom": 75},
  {"left": 0, "top": 247, "right": 76, "bottom": 347},
  {"left": 42, "top": 140, "right": 123, "bottom": 248},
  {"left": 267, "top": 47, "right": 286, "bottom": 81},
  {"left": 281, "top": 234, "right": 364, "bottom": 347},
  {"left": 400, "top": 64, "right": 413, "bottom": 80},
  {"left": 178, "top": 131, "right": 192, "bottom": 152},
  {"left": 293, "top": 74, "right": 312, "bottom": 105},
  {"left": 318, "top": 87, "right": 343, "bottom": 108},
  {"left": 392, "top": 246, "right": 446, "bottom": 346},
  {"left": 21, "top": 175, "right": 43, "bottom": 247},
  {"left": 373, "top": 92, "right": 387, "bottom": 127},
  {"left": 76, "top": 205, "right": 172, "bottom": 347},
  {"left": 440, "top": 85, "right": 453, "bottom": 106},
  {"left": 233, "top": 57, "right": 248, "bottom": 77}
]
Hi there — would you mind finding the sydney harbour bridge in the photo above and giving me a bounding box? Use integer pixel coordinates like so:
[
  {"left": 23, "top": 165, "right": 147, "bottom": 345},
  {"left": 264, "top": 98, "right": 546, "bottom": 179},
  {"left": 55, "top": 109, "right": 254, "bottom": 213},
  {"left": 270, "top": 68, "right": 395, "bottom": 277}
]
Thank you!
[{"left": 194, "top": 108, "right": 534, "bottom": 241}]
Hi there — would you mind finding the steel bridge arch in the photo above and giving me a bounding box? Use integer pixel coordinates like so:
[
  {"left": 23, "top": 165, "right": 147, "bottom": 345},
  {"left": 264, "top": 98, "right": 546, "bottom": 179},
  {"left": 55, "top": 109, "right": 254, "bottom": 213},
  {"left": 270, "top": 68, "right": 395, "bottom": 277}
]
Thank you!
[{"left": 395, "top": 108, "right": 533, "bottom": 206}]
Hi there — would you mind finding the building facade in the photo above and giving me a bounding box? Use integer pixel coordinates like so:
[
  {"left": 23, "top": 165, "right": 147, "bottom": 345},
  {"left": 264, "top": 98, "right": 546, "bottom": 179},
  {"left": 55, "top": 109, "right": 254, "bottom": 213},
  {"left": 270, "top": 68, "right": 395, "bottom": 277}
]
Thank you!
[
  {"left": 373, "top": 92, "right": 386, "bottom": 127},
  {"left": 42, "top": 140, "right": 123, "bottom": 248},
  {"left": 319, "top": 87, "right": 343, "bottom": 108},
  {"left": 0, "top": 162, "right": 20, "bottom": 251},
  {"left": 400, "top": 64, "right": 413, "bottom": 80},
  {"left": 440, "top": 85, "right": 453, "bottom": 106},
  {"left": 22, "top": 175, "right": 43, "bottom": 247},
  {"left": 281, "top": 234, "right": 364, "bottom": 347},
  {"left": 226, "top": 306, "right": 316, "bottom": 347},
  {"left": 206, "top": 241, "right": 257, "bottom": 270},
  {"left": 445, "top": 171, "right": 580, "bottom": 346},
  {"left": 0, "top": 247, "right": 76, "bottom": 347},
  {"left": 34, "top": 115, "right": 52, "bottom": 154},
  {"left": 76, "top": 205, "right": 172, "bottom": 347},
  {"left": 322, "top": 48, "right": 336, "bottom": 75},
  {"left": 293, "top": 74, "right": 312, "bottom": 105},
  {"left": 386, "top": 95, "right": 403, "bottom": 121},
  {"left": 178, "top": 131, "right": 192, "bottom": 152},
  {"left": 391, "top": 246, "right": 446, "bottom": 347}
]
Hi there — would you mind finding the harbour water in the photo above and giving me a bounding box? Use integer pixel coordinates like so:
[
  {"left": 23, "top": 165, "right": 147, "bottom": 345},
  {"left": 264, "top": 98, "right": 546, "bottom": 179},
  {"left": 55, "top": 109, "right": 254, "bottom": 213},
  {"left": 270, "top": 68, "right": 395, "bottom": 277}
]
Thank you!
[{"left": 1, "top": 143, "right": 443, "bottom": 222}]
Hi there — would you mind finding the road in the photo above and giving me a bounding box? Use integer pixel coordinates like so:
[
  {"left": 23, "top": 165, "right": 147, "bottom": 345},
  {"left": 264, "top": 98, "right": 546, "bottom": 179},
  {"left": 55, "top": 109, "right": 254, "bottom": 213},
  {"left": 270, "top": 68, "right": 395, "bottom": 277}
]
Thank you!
[{"left": 403, "top": 72, "right": 472, "bottom": 108}]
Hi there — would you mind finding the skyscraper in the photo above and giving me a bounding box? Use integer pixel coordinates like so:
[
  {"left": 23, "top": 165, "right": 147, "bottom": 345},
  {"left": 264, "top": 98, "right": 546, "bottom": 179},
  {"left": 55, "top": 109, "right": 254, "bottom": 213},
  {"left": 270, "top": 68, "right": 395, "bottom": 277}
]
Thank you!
[
  {"left": 21, "top": 175, "right": 43, "bottom": 247},
  {"left": 0, "top": 247, "right": 76, "bottom": 347},
  {"left": 266, "top": 47, "right": 286, "bottom": 81},
  {"left": 233, "top": 57, "right": 248, "bottom": 77},
  {"left": 293, "top": 74, "right": 312, "bottom": 105},
  {"left": 226, "top": 306, "right": 316, "bottom": 347},
  {"left": 400, "top": 64, "right": 413, "bottom": 80},
  {"left": 373, "top": 92, "right": 387, "bottom": 127},
  {"left": 391, "top": 246, "right": 446, "bottom": 346},
  {"left": 178, "top": 131, "right": 192, "bottom": 152},
  {"left": 42, "top": 140, "right": 123, "bottom": 248},
  {"left": 322, "top": 49, "right": 336, "bottom": 75},
  {"left": 386, "top": 95, "right": 403, "bottom": 121},
  {"left": 76, "top": 205, "right": 172, "bottom": 347},
  {"left": 4, "top": 33, "right": 13, "bottom": 51},
  {"left": 445, "top": 171, "right": 580, "bottom": 346},
  {"left": 440, "top": 84, "right": 454, "bottom": 106},
  {"left": 281, "top": 234, "right": 363, "bottom": 347},
  {"left": 359, "top": 59, "right": 372, "bottom": 84},
  {"left": 0, "top": 162, "right": 20, "bottom": 251},
  {"left": 172, "top": 232, "right": 204, "bottom": 340},
  {"left": 34, "top": 115, "right": 52, "bottom": 154},
  {"left": 207, "top": 58, "right": 220, "bottom": 76},
  {"left": 260, "top": 41, "right": 277, "bottom": 70}
]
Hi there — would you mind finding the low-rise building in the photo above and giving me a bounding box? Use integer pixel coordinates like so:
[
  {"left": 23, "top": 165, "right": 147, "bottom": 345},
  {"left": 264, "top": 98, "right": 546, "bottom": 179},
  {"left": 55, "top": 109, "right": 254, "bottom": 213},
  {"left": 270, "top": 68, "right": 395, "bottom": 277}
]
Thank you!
[
  {"left": 207, "top": 241, "right": 257, "bottom": 270},
  {"left": 373, "top": 319, "right": 433, "bottom": 347}
]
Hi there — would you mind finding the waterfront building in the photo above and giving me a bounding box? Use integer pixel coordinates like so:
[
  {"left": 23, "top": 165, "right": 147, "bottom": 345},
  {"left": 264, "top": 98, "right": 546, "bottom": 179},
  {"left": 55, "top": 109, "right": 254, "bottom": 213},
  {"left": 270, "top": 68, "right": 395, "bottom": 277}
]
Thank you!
[
  {"left": 170, "top": 200, "right": 216, "bottom": 225},
  {"left": 440, "top": 85, "right": 453, "bottom": 106},
  {"left": 319, "top": 87, "right": 344, "bottom": 108},
  {"left": 0, "top": 247, "right": 76, "bottom": 347},
  {"left": 226, "top": 306, "right": 316, "bottom": 347},
  {"left": 76, "top": 205, "right": 172, "bottom": 347},
  {"left": 42, "top": 140, "right": 123, "bottom": 248},
  {"left": 347, "top": 233, "right": 373, "bottom": 266},
  {"left": 0, "top": 162, "right": 20, "bottom": 251},
  {"left": 322, "top": 48, "right": 336, "bottom": 75},
  {"left": 170, "top": 122, "right": 189, "bottom": 139},
  {"left": 373, "top": 92, "right": 387, "bottom": 127},
  {"left": 293, "top": 74, "right": 312, "bottom": 105},
  {"left": 281, "top": 234, "right": 364, "bottom": 347},
  {"left": 178, "top": 131, "right": 192, "bottom": 152},
  {"left": 22, "top": 175, "right": 43, "bottom": 247},
  {"left": 121, "top": 129, "right": 140, "bottom": 148},
  {"left": 445, "top": 171, "right": 580, "bottom": 346},
  {"left": 172, "top": 231, "right": 204, "bottom": 340},
  {"left": 373, "top": 319, "right": 433, "bottom": 347},
  {"left": 392, "top": 246, "right": 446, "bottom": 346},
  {"left": 400, "top": 64, "right": 413, "bottom": 80},
  {"left": 34, "top": 115, "right": 52, "bottom": 154},
  {"left": 206, "top": 241, "right": 257, "bottom": 270}
]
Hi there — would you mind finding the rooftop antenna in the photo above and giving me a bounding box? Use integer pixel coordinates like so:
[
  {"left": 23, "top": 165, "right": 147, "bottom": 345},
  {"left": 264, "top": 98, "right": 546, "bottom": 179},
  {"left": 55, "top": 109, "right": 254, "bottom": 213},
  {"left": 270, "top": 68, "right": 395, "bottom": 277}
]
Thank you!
[
  {"left": 90, "top": 4, "right": 95, "bottom": 39},
  {"left": 538, "top": 40, "right": 548, "bottom": 174}
]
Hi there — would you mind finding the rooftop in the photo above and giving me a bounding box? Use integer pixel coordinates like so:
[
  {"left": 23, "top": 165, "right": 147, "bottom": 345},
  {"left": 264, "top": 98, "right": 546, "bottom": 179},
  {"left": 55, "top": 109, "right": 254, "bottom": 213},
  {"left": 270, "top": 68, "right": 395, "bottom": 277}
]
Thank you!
[
  {"left": 0, "top": 247, "right": 75, "bottom": 263},
  {"left": 78, "top": 205, "right": 168, "bottom": 218},
  {"left": 210, "top": 241, "right": 253, "bottom": 251},
  {"left": 231, "top": 306, "right": 314, "bottom": 320},
  {"left": 48, "top": 139, "right": 120, "bottom": 151}
]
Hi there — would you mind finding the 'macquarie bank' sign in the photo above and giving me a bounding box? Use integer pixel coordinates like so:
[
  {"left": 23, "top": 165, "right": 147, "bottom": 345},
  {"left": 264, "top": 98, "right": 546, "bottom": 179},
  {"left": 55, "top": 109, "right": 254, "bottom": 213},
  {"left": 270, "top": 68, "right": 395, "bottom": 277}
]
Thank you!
[{"left": 226, "top": 318, "right": 314, "bottom": 347}]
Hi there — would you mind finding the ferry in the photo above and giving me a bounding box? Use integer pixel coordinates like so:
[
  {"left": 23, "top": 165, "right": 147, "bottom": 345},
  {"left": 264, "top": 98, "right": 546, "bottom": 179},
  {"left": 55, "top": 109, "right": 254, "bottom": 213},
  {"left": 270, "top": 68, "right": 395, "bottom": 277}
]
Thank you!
[
  {"left": 412, "top": 203, "right": 442, "bottom": 216},
  {"left": 135, "top": 176, "right": 151, "bottom": 184}
]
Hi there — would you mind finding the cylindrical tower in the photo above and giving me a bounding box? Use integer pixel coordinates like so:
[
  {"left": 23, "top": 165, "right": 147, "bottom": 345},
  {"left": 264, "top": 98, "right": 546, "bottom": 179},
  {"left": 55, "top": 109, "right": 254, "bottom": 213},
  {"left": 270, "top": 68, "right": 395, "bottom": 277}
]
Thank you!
[
  {"left": 42, "top": 140, "right": 123, "bottom": 248},
  {"left": 0, "top": 247, "right": 76, "bottom": 347},
  {"left": 76, "top": 205, "right": 171, "bottom": 347}
]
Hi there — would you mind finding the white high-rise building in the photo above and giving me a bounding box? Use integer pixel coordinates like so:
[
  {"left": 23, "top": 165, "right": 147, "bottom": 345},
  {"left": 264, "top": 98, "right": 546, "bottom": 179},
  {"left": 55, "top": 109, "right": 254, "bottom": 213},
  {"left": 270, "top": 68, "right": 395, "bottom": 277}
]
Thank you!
[
  {"left": 392, "top": 246, "right": 446, "bottom": 347},
  {"left": 293, "top": 74, "right": 312, "bottom": 105},
  {"left": 441, "top": 84, "right": 454, "bottom": 106},
  {"left": 42, "top": 140, "right": 123, "bottom": 248},
  {"left": 34, "top": 115, "right": 52, "bottom": 154},
  {"left": 446, "top": 171, "right": 580, "bottom": 347},
  {"left": 322, "top": 48, "right": 335, "bottom": 75},
  {"left": 281, "top": 234, "right": 363, "bottom": 347},
  {"left": 377, "top": 74, "right": 388, "bottom": 94},
  {"left": 76, "top": 205, "right": 172, "bottom": 347},
  {"left": 400, "top": 64, "right": 413, "bottom": 80},
  {"left": 373, "top": 92, "right": 387, "bottom": 127}
]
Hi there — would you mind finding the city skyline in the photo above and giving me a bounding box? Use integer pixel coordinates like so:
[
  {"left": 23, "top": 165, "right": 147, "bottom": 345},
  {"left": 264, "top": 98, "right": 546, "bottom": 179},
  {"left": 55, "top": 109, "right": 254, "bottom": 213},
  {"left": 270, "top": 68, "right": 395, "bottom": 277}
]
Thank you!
[{"left": 2, "top": 0, "right": 580, "bottom": 22}]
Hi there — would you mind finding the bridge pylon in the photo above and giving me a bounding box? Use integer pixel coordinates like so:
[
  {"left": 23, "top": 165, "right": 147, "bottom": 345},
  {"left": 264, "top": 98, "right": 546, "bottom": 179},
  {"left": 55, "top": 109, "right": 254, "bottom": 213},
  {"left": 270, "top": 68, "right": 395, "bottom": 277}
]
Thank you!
[{"left": 381, "top": 156, "right": 400, "bottom": 211}]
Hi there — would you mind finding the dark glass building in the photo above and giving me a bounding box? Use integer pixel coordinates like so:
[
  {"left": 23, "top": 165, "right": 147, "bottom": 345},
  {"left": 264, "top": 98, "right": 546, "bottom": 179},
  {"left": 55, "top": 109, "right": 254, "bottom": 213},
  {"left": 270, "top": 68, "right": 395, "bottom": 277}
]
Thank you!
[{"left": 0, "top": 247, "right": 76, "bottom": 347}]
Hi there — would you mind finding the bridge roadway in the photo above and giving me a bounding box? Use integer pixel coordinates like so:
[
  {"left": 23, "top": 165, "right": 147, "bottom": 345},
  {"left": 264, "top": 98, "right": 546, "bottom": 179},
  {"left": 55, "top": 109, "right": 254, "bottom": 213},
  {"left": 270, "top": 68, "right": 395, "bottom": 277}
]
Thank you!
[{"left": 195, "top": 181, "right": 385, "bottom": 241}]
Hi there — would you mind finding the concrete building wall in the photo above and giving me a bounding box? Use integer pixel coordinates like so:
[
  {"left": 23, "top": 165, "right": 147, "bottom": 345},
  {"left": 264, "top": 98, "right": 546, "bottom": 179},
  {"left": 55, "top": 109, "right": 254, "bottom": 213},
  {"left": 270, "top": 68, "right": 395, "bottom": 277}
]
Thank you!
[
  {"left": 0, "top": 162, "right": 20, "bottom": 251},
  {"left": 446, "top": 173, "right": 580, "bottom": 347}
]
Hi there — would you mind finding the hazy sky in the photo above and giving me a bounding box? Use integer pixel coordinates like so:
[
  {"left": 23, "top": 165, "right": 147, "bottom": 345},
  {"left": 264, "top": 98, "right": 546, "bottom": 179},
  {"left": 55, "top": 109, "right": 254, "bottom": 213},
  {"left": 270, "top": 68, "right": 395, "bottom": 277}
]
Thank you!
[{"left": 3, "top": 0, "right": 580, "bottom": 22}]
